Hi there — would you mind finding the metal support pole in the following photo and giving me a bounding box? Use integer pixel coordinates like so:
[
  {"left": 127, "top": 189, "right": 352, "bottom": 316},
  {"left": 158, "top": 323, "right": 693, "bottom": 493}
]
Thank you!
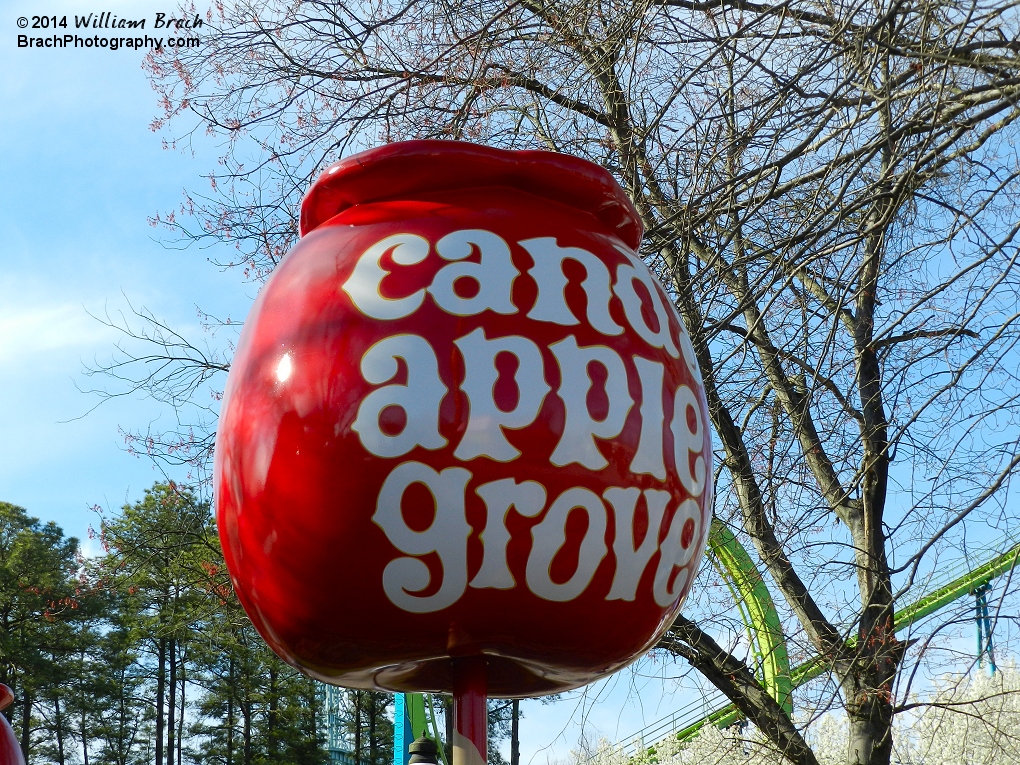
[
  {"left": 984, "top": 602, "right": 997, "bottom": 675},
  {"left": 452, "top": 657, "right": 487, "bottom": 765},
  {"left": 973, "top": 583, "right": 997, "bottom": 675},
  {"left": 395, "top": 694, "right": 410, "bottom": 765}
]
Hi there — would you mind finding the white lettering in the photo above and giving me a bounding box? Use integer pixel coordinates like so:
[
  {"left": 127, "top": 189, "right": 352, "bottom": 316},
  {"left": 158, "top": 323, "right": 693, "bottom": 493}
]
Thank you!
[
  {"left": 629, "top": 357, "right": 667, "bottom": 479},
  {"left": 549, "top": 337, "right": 633, "bottom": 470},
  {"left": 352, "top": 335, "right": 448, "bottom": 457},
  {"left": 604, "top": 488, "right": 670, "bottom": 601},
  {"left": 654, "top": 286, "right": 703, "bottom": 384},
  {"left": 526, "top": 487, "right": 608, "bottom": 602},
  {"left": 613, "top": 247, "right": 679, "bottom": 358},
  {"left": 653, "top": 498, "right": 701, "bottom": 607},
  {"left": 429, "top": 230, "right": 519, "bottom": 316},
  {"left": 672, "top": 385, "right": 707, "bottom": 497},
  {"left": 520, "top": 238, "right": 622, "bottom": 336},
  {"left": 342, "top": 234, "right": 429, "bottom": 320},
  {"left": 470, "top": 478, "right": 546, "bottom": 589},
  {"left": 454, "top": 328, "right": 550, "bottom": 462},
  {"left": 373, "top": 461, "right": 472, "bottom": 613}
]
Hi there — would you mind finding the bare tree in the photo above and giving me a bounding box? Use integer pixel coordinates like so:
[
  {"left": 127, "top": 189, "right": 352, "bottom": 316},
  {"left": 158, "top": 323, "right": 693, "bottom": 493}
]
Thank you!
[{"left": 112, "top": 1, "right": 1020, "bottom": 763}]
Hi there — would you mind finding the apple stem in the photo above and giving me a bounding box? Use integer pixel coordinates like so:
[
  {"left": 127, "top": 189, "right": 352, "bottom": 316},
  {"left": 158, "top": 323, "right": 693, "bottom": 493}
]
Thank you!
[{"left": 452, "top": 657, "right": 487, "bottom": 765}]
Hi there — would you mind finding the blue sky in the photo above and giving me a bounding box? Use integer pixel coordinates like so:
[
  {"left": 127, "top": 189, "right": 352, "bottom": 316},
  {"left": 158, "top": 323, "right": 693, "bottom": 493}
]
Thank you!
[
  {"left": 1, "top": 0, "right": 253, "bottom": 547},
  {"left": 0, "top": 2, "right": 695, "bottom": 759}
]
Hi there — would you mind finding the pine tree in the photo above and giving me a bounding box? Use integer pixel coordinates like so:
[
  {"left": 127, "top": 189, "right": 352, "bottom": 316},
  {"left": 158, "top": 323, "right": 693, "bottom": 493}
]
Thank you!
[
  {"left": 99, "top": 484, "right": 212, "bottom": 765},
  {"left": 0, "top": 501, "right": 83, "bottom": 762}
]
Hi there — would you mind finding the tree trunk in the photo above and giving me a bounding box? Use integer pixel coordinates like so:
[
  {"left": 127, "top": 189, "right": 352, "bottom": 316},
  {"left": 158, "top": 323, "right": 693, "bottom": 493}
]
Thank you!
[
  {"left": 155, "top": 637, "right": 166, "bottom": 765},
  {"left": 82, "top": 692, "right": 90, "bottom": 765},
  {"left": 117, "top": 671, "right": 128, "bottom": 765},
  {"left": 226, "top": 657, "right": 234, "bottom": 765},
  {"left": 167, "top": 637, "right": 177, "bottom": 765},
  {"left": 510, "top": 700, "right": 519, "bottom": 765},
  {"left": 354, "top": 691, "right": 362, "bottom": 765},
  {"left": 844, "top": 616, "right": 901, "bottom": 765},
  {"left": 177, "top": 655, "right": 185, "bottom": 765},
  {"left": 242, "top": 698, "right": 252, "bottom": 765},
  {"left": 846, "top": 693, "right": 894, "bottom": 765},
  {"left": 369, "top": 694, "right": 377, "bottom": 765},
  {"left": 267, "top": 665, "right": 278, "bottom": 758},
  {"left": 19, "top": 686, "right": 32, "bottom": 763},
  {"left": 308, "top": 682, "right": 317, "bottom": 753},
  {"left": 54, "top": 693, "right": 66, "bottom": 765}
]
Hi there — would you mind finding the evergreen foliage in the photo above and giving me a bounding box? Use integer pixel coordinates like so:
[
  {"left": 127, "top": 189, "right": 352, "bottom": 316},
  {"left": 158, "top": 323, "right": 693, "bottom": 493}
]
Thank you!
[
  {"left": 0, "top": 484, "right": 524, "bottom": 765},
  {"left": 0, "top": 486, "right": 328, "bottom": 765}
]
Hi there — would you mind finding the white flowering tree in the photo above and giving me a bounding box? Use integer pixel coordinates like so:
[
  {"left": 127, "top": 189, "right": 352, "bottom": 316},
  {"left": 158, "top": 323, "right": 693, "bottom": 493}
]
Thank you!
[{"left": 575, "top": 667, "right": 1020, "bottom": 765}]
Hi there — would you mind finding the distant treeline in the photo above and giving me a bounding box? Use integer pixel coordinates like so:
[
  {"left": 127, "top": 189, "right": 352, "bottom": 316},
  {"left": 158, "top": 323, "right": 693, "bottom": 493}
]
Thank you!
[{"left": 0, "top": 484, "right": 392, "bottom": 765}]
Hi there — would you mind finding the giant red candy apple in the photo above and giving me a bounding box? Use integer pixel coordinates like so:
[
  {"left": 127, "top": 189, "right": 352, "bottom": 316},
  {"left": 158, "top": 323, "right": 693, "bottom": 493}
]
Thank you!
[
  {"left": 0, "top": 685, "right": 25, "bottom": 765},
  {"left": 215, "top": 140, "right": 713, "bottom": 696}
]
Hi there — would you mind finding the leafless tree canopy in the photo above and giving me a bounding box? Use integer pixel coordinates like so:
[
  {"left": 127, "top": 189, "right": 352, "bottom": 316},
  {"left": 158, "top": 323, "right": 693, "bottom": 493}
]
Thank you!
[{"left": 126, "top": 1, "right": 1020, "bottom": 763}]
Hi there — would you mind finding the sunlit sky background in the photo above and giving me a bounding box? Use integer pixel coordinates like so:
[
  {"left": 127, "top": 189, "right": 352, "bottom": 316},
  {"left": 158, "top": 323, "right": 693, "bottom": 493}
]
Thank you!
[{"left": 0, "top": 0, "right": 697, "bottom": 759}]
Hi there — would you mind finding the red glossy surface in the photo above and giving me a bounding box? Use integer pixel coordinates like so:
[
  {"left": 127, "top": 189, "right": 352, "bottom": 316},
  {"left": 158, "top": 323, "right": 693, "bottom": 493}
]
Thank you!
[
  {"left": 215, "top": 140, "right": 713, "bottom": 696},
  {"left": 0, "top": 686, "right": 25, "bottom": 765}
]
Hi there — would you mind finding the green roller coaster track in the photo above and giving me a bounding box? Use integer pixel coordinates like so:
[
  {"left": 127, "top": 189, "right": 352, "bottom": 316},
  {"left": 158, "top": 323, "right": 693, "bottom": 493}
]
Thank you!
[
  {"left": 707, "top": 519, "right": 792, "bottom": 715},
  {"left": 615, "top": 532, "right": 1020, "bottom": 759},
  {"left": 322, "top": 525, "right": 1020, "bottom": 765}
]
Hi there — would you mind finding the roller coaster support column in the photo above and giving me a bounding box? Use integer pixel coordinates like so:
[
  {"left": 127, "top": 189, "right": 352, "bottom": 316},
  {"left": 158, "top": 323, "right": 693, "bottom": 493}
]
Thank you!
[
  {"left": 397, "top": 694, "right": 450, "bottom": 765},
  {"left": 973, "top": 582, "right": 997, "bottom": 674}
]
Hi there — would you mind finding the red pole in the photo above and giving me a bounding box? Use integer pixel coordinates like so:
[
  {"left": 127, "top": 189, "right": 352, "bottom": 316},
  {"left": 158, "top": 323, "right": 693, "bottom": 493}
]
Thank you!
[{"left": 452, "top": 657, "right": 487, "bottom": 765}]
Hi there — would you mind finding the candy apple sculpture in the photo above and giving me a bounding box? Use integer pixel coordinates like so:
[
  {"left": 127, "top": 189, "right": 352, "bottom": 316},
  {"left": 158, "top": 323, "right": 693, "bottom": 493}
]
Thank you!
[
  {"left": 215, "top": 140, "right": 712, "bottom": 765},
  {"left": 0, "top": 685, "right": 25, "bottom": 765}
]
